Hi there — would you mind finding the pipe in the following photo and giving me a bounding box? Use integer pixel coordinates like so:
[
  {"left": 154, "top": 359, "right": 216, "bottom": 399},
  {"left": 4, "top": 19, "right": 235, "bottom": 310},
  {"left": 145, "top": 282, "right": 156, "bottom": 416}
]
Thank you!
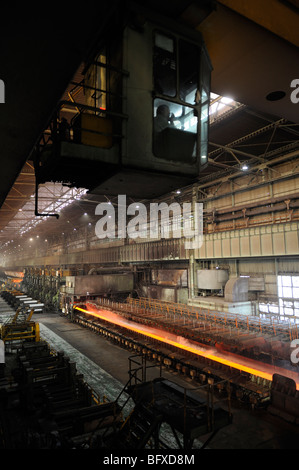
[{"left": 209, "top": 200, "right": 299, "bottom": 223}]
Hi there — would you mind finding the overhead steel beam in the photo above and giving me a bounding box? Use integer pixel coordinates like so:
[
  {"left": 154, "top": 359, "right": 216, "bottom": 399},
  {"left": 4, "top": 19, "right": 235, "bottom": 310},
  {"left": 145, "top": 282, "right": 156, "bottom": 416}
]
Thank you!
[{"left": 218, "top": 0, "right": 299, "bottom": 47}]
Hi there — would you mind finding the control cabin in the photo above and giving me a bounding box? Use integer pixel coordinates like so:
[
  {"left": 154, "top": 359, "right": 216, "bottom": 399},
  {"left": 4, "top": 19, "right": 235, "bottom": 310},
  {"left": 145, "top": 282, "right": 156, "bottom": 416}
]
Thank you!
[{"left": 36, "top": 1, "right": 212, "bottom": 199}]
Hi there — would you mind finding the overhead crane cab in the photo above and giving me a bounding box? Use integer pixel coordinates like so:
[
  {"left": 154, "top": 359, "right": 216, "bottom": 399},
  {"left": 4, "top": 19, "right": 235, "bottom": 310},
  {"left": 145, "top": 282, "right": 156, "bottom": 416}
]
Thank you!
[
  {"left": 35, "top": 2, "right": 212, "bottom": 199},
  {"left": 119, "top": 14, "right": 212, "bottom": 198}
]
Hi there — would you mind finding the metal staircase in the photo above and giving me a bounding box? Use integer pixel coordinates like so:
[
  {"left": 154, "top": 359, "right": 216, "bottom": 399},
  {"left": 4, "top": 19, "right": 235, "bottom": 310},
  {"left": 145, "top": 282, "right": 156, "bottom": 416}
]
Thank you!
[{"left": 115, "top": 402, "right": 163, "bottom": 449}]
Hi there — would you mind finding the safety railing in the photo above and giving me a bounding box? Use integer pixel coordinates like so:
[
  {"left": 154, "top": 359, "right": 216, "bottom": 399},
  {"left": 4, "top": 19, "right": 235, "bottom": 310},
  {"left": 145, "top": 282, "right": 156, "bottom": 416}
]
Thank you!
[{"left": 125, "top": 297, "right": 298, "bottom": 340}]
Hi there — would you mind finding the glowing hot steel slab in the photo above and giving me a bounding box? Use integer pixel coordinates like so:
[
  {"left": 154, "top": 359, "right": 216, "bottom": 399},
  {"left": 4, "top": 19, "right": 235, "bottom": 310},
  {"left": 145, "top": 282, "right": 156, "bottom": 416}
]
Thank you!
[{"left": 75, "top": 305, "right": 299, "bottom": 389}]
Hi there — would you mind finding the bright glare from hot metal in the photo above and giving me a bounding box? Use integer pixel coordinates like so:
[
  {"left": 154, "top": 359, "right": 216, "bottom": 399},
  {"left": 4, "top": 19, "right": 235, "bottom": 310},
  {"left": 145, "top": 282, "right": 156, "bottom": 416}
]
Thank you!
[{"left": 75, "top": 305, "right": 299, "bottom": 388}]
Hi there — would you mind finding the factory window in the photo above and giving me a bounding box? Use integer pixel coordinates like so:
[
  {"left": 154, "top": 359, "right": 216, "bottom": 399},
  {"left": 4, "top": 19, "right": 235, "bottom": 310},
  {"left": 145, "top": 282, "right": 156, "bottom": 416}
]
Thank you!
[{"left": 277, "top": 275, "right": 299, "bottom": 322}]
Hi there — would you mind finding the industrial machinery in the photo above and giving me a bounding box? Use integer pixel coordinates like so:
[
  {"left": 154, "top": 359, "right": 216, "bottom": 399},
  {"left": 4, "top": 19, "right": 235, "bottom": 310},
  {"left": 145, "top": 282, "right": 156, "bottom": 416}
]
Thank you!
[
  {"left": 197, "top": 269, "right": 229, "bottom": 297},
  {"left": 1, "top": 290, "right": 44, "bottom": 314},
  {"left": 0, "top": 291, "right": 231, "bottom": 449},
  {"left": 0, "top": 297, "right": 40, "bottom": 349},
  {"left": 21, "top": 268, "right": 61, "bottom": 311},
  {"left": 0, "top": 338, "right": 231, "bottom": 450},
  {"left": 59, "top": 272, "right": 134, "bottom": 315},
  {"left": 106, "top": 354, "right": 231, "bottom": 449},
  {"left": 34, "top": 1, "right": 212, "bottom": 199},
  {"left": 0, "top": 341, "right": 123, "bottom": 449},
  {"left": 0, "top": 290, "right": 124, "bottom": 449}
]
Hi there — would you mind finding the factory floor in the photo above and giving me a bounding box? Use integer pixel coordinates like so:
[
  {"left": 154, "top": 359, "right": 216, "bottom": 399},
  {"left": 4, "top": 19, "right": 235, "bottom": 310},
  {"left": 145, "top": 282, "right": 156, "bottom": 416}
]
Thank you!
[{"left": 33, "top": 311, "right": 299, "bottom": 450}]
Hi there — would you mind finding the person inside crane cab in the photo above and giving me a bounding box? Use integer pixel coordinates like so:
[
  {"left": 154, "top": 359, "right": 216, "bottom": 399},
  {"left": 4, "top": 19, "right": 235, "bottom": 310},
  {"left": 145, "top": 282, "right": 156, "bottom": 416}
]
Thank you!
[
  {"left": 154, "top": 104, "right": 175, "bottom": 133},
  {"left": 153, "top": 100, "right": 198, "bottom": 162}
]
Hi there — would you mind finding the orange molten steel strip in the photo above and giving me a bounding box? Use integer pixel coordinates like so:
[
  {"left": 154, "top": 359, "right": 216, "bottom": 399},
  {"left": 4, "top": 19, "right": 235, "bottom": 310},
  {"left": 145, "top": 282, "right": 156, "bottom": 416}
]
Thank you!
[{"left": 75, "top": 306, "right": 299, "bottom": 388}]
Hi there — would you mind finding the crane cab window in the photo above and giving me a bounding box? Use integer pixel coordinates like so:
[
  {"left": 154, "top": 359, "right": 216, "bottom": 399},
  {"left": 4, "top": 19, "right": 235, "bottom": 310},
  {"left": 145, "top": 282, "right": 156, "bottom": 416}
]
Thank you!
[
  {"left": 153, "top": 32, "right": 177, "bottom": 97},
  {"left": 153, "top": 31, "right": 201, "bottom": 163},
  {"left": 179, "top": 40, "right": 200, "bottom": 105},
  {"left": 153, "top": 99, "right": 198, "bottom": 134},
  {"left": 153, "top": 98, "right": 197, "bottom": 162}
]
